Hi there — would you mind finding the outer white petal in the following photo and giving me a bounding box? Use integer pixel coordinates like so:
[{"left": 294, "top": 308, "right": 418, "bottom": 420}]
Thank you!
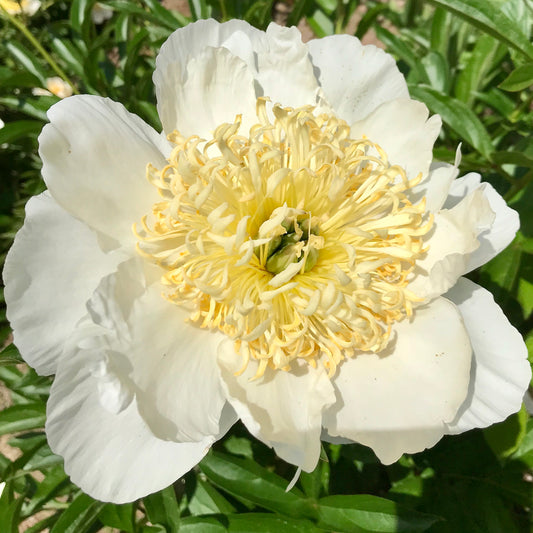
[
  {"left": 408, "top": 146, "right": 461, "bottom": 212},
  {"left": 46, "top": 348, "right": 220, "bottom": 503},
  {"left": 410, "top": 186, "right": 495, "bottom": 299},
  {"left": 444, "top": 174, "right": 519, "bottom": 271},
  {"left": 307, "top": 35, "right": 409, "bottom": 124},
  {"left": 445, "top": 278, "right": 530, "bottom": 434},
  {"left": 154, "top": 19, "right": 266, "bottom": 88},
  {"left": 218, "top": 340, "right": 335, "bottom": 472},
  {"left": 3, "top": 192, "right": 120, "bottom": 375},
  {"left": 323, "top": 297, "right": 472, "bottom": 464},
  {"left": 39, "top": 95, "right": 169, "bottom": 245},
  {"left": 157, "top": 46, "right": 257, "bottom": 138},
  {"left": 256, "top": 23, "right": 320, "bottom": 108},
  {"left": 350, "top": 98, "right": 441, "bottom": 180},
  {"left": 86, "top": 264, "right": 230, "bottom": 443}
]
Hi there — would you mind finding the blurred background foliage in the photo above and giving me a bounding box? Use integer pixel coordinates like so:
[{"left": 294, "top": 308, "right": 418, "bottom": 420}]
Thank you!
[{"left": 0, "top": 0, "right": 533, "bottom": 531}]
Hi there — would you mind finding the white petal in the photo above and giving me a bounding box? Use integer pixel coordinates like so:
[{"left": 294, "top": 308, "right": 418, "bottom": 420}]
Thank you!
[
  {"left": 408, "top": 146, "right": 461, "bottom": 212},
  {"left": 443, "top": 173, "right": 519, "bottom": 270},
  {"left": 86, "top": 265, "right": 230, "bottom": 443},
  {"left": 256, "top": 23, "right": 320, "bottom": 108},
  {"left": 46, "top": 349, "right": 220, "bottom": 503},
  {"left": 307, "top": 35, "right": 409, "bottom": 124},
  {"left": 350, "top": 98, "right": 441, "bottom": 180},
  {"left": 39, "top": 95, "right": 169, "bottom": 245},
  {"left": 157, "top": 46, "right": 257, "bottom": 138},
  {"left": 445, "top": 278, "right": 530, "bottom": 434},
  {"left": 323, "top": 297, "right": 472, "bottom": 464},
  {"left": 3, "top": 193, "right": 120, "bottom": 375},
  {"left": 218, "top": 340, "right": 335, "bottom": 471},
  {"left": 410, "top": 187, "right": 495, "bottom": 299}
]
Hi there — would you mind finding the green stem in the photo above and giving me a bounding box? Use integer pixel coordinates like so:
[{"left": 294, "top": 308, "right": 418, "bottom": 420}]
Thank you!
[
  {"left": 218, "top": 0, "right": 228, "bottom": 22},
  {"left": 0, "top": 7, "right": 79, "bottom": 95},
  {"left": 335, "top": 0, "right": 346, "bottom": 34}
]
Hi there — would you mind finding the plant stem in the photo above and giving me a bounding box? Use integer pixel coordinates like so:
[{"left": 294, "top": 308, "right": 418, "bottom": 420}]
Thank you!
[{"left": 0, "top": 7, "right": 79, "bottom": 95}]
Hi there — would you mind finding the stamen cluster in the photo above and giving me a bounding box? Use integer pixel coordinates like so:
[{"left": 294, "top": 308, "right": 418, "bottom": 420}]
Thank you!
[{"left": 136, "top": 99, "right": 431, "bottom": 377}]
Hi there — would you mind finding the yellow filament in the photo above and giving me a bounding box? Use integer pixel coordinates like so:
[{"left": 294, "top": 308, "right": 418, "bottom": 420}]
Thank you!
[{"left": 136, "top": 99, "right": 432, "bottom": 378}]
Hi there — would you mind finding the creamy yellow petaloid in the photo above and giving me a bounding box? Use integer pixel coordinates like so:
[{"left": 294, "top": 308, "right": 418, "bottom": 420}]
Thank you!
[{"left": 135, "top": 99, "right": 432, "bottom": 377}]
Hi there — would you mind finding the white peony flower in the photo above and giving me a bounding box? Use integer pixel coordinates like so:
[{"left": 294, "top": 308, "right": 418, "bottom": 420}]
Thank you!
[
  {"left": 0, "top": 0, "right": 40, "bottom": 15},
  {"left": 3, "top": 19, "right": 530, "bottom": 504}
]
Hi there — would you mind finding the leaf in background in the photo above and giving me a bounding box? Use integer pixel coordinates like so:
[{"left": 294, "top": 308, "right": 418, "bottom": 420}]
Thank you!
[
  {"left": 179, "top": 513, "right": 321, "bottom": 532},
  {"left": 98, "top": 502, "right": 135, "bottom": 532},
  {"left": 200, "top": 452, "right": 317, "bottom": 519},
  {"left": 0, "top": 121, "right": 42, "bottom": 145},
  {"left": 430, "top": 7, "right": 450, "bottom": 57},
  {"left": 499, "top": 62, "right": 533, "bottom": 92},
  {"left": 421, "top": 51, "right": 450, "bottom": 93},
  {"left": 143, "top": 485, "right": 180, "bottom": 533},
  {"left": 316, "top": 495, "right": 441, "bottom": 533},
  {"left": 49, "top": 492, "right": 105, "bottom": 533},
  {"left": 410, "top": 85, "right": 494, "bottom": 159},
  {"left": 427, "top": 0, "right": 533, "bottom": 60},
  {"left": 188, "top": 479, "right": 236, "bottom": 516},
  {"left": 0, "top": 96, "right": 56, "bottom": 121},
  {"left": 5, "top": 42, "right": 48, "bottom": 86},
  {"left": 0, "top": 481, "right": 23, "bottom": 533},
  {"left": 0, "top": 403, "right": 45, "bottom": 435},
  {"left": 483, "top": 406, "right": 529, "bottom": 460},
  {"left": 0, "top": 344, "right": 22, "bottom": 366},
  {"left": 455, "top": 34, "right": 506, "bottom": 104}
]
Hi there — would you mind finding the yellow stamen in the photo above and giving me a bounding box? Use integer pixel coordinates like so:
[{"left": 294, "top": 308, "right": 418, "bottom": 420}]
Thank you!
[{"left": 136, "top": 98, "right": 431, "bottom": 378}]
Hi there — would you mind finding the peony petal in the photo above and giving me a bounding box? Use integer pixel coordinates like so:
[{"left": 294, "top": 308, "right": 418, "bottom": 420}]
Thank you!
[
  {"left": 445, "top": 277, "right": 530, "bottom": 434},
  {"left": 408, "top": 146, "right": 461, "bottom": 212},
  {"left": 218, "top": 340, "right": 335, "bottom": 471},
  {"left": 444, "top": 173, "right": 519, "bottom": 270},
  {"left": 3, "top": 192, "right": 120, "bottom": 375},
  {"left": 410, "top": 186, "right": 495, "bottom": 299},
  {"left": 350, "top": 98, "right": 441, "bottom": 180},
  {"left": 46, "top": 346, "right": 226, "bottom": 503},
  {"left": 256, "top": 23, "right": 320, "bottom": 108},
  {"left": 323, "top": 297, "right": 472, "bottom": 464},
  {"left": 39, "top": 95, "right": 169, "bottom": 245},
  {"left": 307, "top": 35, "right": 409, "bottom": 124},
  {"left": 157, "top": 46, "right": 257, "bottom": 138},
  {"left": 86, "top": 264, "right": 230, "bottom": 443}
]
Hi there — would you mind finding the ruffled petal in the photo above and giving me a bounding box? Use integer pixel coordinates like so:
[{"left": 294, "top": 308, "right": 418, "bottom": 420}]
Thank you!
[
  {"left": 3, "top": 193, "right": 120, "bottom": 375},
  {"left": 410, "top": 186, "right": 495, "bottom": 299},
  {"left": 255, "top": 23, "right": 319, "bottom": 108},
  {"left": 39, "top": 95, "right": 169, "bottom": 245},
  {"left": 307, "top": 34, "right": 409, "bottom": 124},
  {"left": 323, "top": 297, "right": 472, "bottom": 464},
  {"left": 155, "top": 46, "right": 257, "bottom": 138},
  {"left": 445, "top": 278, "right": 530, "bottom": 434},
  {"left": 446, "top": 174, "right": 519, "bottom": 271},
  {"left": 86, "top": 263, "right": 229, "bottom": 443},
  {"left": 46, "top": 347, "right": 223, "bottom": 503},
  {"left": 218, "top": 340, "right": 335, "bottom": 472},
  {"left": 350, "top": 98, "right": 441, "bottom": 180}
]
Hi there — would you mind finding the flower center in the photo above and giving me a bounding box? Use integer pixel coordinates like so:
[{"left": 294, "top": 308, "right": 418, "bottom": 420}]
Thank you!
[{"left": 136, "top": 99, "right": 432, "bottom": 377}]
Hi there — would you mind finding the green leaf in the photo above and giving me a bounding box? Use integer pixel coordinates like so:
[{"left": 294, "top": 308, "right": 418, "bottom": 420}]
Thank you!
[
  {"left": 24, "top": 467, "right": 70, "bottom": 516},
  {"left": 492, "top": 151, "right": 533, "bottom": 169},
  {"left": 455, "top": 34, "right": 506, "bottom": 104},
  {"left": 98, "top": 503, "right": 135, "bottom": 532},
  {"left": 483, "top": 406, "right": 529, "bottom": 460},
  {"left": 409, "top": 85, "right": 494, "bottom": 159},
  {"left": 5, "top": 42, "right": 48, "bottom": 86},
  {"left": 421, "top": 51, "right": 449, "bottom": 93},
  {"left": 188, "top": 479, "right": 236, "bottom": 516},
  {"left": 0, "top": 403, "right": 46, "bottom": 435},
  {"left": 427, "top": 0, "right": 533, "bottom": 60},
  {"left": 179, "top": 514, "right": 321, "bottom": 533},
  {"left": 0, "top": 96, "right": 56, "bottom": 121},
  {"left": 143, "top": 485, "right": 180, "bottom": 533},
  {"left": 499, "top": 62, "right": 533, "bottom": 92},
  {"left": 200, "top": 452, "right": 316, "bottom": 519},
  {"left": 50, "top": 492, "right": 105, "bottom": 533},
  {"left": 50, "top": 38, "right": 85, "bottom": 79},
  {"left": 317, "top": 495, "right": 441, "bottom": 533},
  {"left": 0, "top": 344, "right": 23, "bottom": 366},
  {"left": 0, "top": 481, "right": 23, "bottom": 533},
  {"left": 0, "top": 120, "right": 42, "bottom": 145}
]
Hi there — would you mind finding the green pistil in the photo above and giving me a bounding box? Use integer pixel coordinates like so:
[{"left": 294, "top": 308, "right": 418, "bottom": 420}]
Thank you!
[{"left": 261, "top": 217, "right": 320, "bottom": 275}]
